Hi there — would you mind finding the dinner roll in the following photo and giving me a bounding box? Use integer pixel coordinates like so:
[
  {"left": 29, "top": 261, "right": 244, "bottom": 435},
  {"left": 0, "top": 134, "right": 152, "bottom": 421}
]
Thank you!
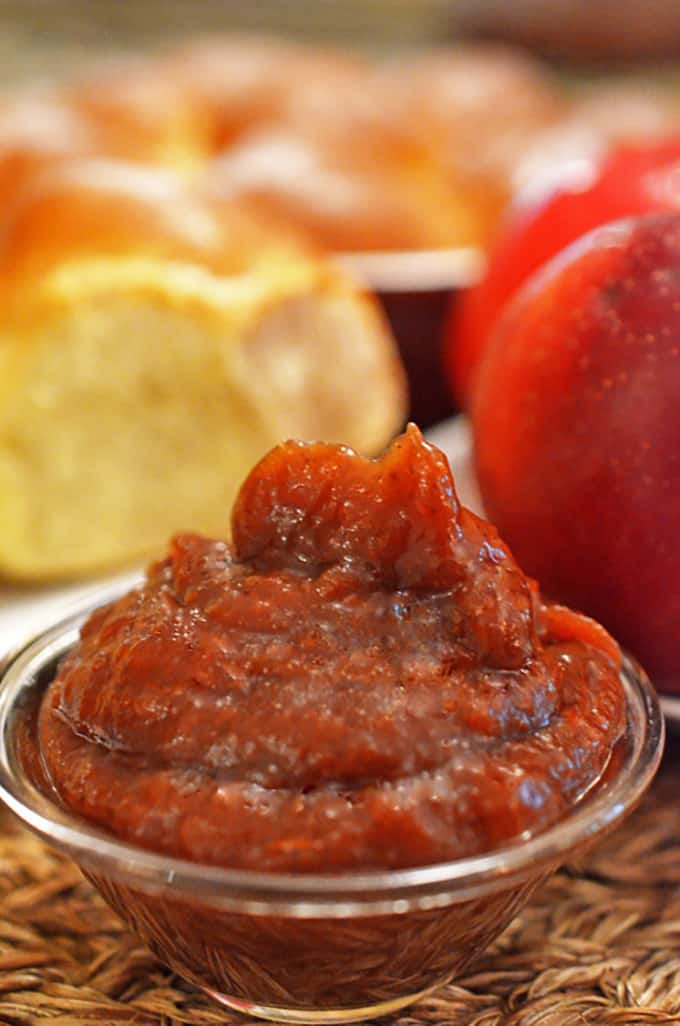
[
  {"left": 0, "top": 160, "right": 406, "bottom": 579},
  {"left": 380, "top": 46, "right": 566, "bottom": 242}
]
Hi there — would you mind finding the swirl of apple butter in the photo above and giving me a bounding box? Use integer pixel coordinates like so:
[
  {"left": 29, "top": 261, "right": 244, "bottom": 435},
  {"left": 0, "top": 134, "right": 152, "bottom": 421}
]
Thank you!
[{"left": 39, "top": 425, "right": 625, "bottom": 872}]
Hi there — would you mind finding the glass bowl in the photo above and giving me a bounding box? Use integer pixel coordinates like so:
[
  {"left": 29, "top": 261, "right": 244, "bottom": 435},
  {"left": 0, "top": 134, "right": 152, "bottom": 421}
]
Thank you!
[{"left": 0, "top": 591, "right": 664, "bottom": 1025}]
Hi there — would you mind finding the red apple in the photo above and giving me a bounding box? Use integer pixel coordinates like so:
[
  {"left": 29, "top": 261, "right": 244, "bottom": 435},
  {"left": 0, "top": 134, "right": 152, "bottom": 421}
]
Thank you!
[
  {"left": 472, "top": 211, "right": 680, "bottom": 692},
  {"left": 448, "top": 137, "right": 680, "bottom": 405}
]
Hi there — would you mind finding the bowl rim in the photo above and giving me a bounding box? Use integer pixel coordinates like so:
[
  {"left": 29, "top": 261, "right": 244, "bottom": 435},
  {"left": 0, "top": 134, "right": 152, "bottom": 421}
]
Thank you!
[
  {"left": 0, "top": 585, "right": 664, "bottom": 917},
  {"left": 335, "top": 246, "right": 484, "bottom": 293}
]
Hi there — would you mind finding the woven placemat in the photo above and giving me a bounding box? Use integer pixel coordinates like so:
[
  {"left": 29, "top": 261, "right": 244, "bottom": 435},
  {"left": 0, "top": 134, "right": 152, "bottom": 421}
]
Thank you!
[{"left": 1, "top": 742, "right": 680, "bottom": 1026}]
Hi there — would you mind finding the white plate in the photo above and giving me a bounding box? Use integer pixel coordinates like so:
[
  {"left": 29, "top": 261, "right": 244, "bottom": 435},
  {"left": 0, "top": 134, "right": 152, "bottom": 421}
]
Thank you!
[
  {"left": 426, "top": 414, "right": 680, "bottom": 726},
  {"left": 0, "top": 569, "right": 142, "bottom": 666}
]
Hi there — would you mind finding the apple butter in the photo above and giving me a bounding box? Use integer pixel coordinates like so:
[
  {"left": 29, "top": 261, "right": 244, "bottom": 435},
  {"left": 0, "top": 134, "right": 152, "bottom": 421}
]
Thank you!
[{"left": 38, "top": 425, "right": 625, "bottom": 872}]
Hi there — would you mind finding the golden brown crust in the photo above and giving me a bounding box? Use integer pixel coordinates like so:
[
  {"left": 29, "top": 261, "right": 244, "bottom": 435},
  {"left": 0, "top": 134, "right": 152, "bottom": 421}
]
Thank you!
[
  {"left": 1, "top": 38, "right": 679, "bottom": 257},
  {"left": 0, "top": 90, "right": 99, "bottom": 214},
  {"left": 164, "top": 35, "right": 369, "bottom": 149},
  {"left": 57, "top": 58, "right": 210, "bottom": 169},
  {"left": 202, "top": 130, "right": 484, "bottom": 253},
  {"left": 0, "top": 155, "right": 406, "bottom": 580},
  {"left": 379, "top": 47, "right": 566, "bottom": 243},
  {"left": 0, "top": 158, "right": 320, "bottom": 298},
  {"left": 0, "top": 38, "right": 562, "bottom": 254},
  {"left": 168, "top": 39, "right": 483, "bottom": 252}
]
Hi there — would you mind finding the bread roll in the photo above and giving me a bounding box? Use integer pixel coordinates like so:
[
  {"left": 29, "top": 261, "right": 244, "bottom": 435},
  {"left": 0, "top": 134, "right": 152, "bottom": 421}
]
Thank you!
[
  {"left": 203, "top": 126, "right": 485, "bottom": 253},
  {"left": 380, "top": 47, "right": 565, "bottom": 242},
  {"left": 0, "top": 160, "right": 406, "bottom": 580},
  {"left": 199, "top": 60, "right": 487, "bottom": 253},
  {"left": 58, "top": 57, "right": 210, "bottom": 172},
  {"left": 0, "top": 39, "right": 576, "bottom": 257},
  {"left": 165, "top": 36, "right": 369, "bottom": 149},
  {"left": 0, "top": 91, "right": 98, "bottom": 213}
]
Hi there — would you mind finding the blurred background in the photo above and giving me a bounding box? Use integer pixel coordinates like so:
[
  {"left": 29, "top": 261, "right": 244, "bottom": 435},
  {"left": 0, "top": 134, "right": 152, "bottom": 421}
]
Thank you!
[
  {"left": 3, "top": 0, "right": 680, "bottom": 83},
  {"left": 0, "top": 1, "right": 451, "bottom": 82}
]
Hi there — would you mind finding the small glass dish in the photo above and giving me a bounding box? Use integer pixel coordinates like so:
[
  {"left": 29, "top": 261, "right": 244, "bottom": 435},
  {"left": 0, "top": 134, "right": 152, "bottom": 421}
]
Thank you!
[{"left": 0, "top": 592, "right": 664, "bottom": 1025}]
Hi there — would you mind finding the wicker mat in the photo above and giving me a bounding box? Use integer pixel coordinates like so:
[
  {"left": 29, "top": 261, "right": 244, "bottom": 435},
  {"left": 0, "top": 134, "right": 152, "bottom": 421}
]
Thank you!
[{"left": 1, "top": 744, "right": 680, "bottom": 1026}]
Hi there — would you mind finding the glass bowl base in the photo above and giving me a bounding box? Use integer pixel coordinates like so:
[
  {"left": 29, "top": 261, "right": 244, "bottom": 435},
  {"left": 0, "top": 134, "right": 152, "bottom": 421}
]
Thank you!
[{"left": 204, "top": 981, "right": 442, "bottom": 1024}]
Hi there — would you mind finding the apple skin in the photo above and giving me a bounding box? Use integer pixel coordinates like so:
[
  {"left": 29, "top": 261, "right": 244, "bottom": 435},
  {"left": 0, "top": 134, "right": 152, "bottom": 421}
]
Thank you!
[
  {"left": 472, "top": 211, "right": 680, "bottom": 692},
  {"left": 448, "top": 137, "right": 680, "bottom": 406}
]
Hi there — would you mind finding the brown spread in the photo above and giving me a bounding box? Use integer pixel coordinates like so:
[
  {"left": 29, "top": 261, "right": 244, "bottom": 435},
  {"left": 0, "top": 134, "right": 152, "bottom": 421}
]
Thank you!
[{"left": 38, "top": 425, "right": 625, "bottom": 872}]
